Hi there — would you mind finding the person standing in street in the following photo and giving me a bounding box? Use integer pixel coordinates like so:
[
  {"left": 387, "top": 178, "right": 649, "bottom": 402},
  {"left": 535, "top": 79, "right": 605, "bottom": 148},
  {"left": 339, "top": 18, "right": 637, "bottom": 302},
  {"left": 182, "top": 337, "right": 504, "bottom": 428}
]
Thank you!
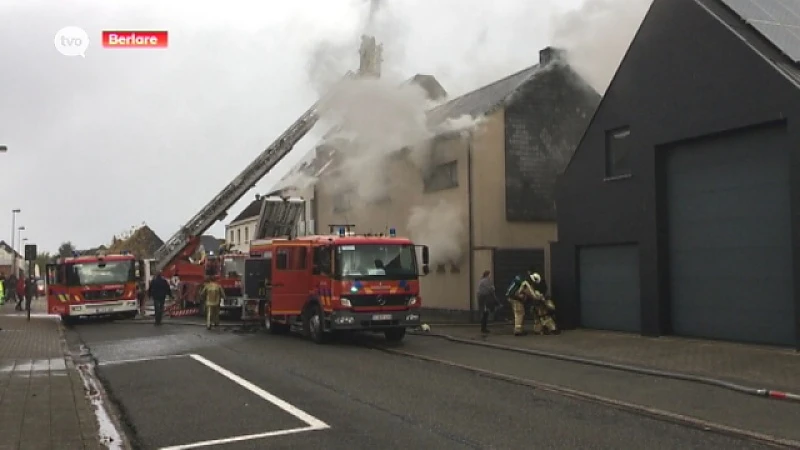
[
  {"left": 199, "top": 275, "right": 225, "bottom": 330},
  {"left": 147, "top": 273, "right": 171, "bottom": 326},
  {"left": 0, "top": 274, "right": 6, "bottom": 305},
  {"left": 6, "top": 273, "right": 17, "bottom": 308},
  {"left": 15, "top": 276, "right": 25, "bottom": 311},
  {"left": 477, "top": 270, "right": 497, "bottom": 334},
  {"left": 24, "top": 276, "right": 36, "bottom": 314}
]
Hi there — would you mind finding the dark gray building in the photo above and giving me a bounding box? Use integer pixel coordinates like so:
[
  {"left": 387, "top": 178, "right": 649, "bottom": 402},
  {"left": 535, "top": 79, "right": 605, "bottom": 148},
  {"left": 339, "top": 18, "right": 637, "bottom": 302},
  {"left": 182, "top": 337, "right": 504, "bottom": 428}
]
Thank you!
[{"left": 552, "top": 0, "right": 800, "bottom": 348}]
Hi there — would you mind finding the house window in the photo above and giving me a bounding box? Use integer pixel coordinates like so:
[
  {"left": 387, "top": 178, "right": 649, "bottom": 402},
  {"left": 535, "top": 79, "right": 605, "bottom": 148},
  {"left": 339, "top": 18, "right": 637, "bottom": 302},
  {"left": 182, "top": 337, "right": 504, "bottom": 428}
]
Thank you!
[
  {"left": 237, "top": 229, "right": 241, "bottom": 244},
  {"left": 424, "top": 161, "right": 458, "bottom": 192},
  {"left": 229, "top": 230, "right": 234, "bottom": 243},
  {"left": 244, "top": 227, "right": 249, "bottom": 243},
  {"left": 333, "top": 192, "right": 352, "bottom": 213},
  {"left": 605, "top": 127, "right": 632, "bottom": 178}
]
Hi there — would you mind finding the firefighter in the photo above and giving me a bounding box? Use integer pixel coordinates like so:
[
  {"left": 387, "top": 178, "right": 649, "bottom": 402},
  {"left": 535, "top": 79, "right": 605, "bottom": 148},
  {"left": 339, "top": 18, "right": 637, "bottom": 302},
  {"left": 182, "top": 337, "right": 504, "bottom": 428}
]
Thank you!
[
  {"left": 507, "top": 270, "right": 536, "bottom": 336},
  {"left": 199, "top": 275, "right": 225, "bottom": 330},
  {"left": 529, "top": 272, "right": 559, "bottom": 335}
]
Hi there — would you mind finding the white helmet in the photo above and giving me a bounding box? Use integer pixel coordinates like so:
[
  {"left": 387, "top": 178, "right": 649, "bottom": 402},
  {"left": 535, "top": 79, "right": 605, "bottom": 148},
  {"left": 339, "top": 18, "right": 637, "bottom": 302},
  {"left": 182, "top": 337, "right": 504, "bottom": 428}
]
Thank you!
[{"left": 531, "top": 273, "right": 541, "bottom": 283}]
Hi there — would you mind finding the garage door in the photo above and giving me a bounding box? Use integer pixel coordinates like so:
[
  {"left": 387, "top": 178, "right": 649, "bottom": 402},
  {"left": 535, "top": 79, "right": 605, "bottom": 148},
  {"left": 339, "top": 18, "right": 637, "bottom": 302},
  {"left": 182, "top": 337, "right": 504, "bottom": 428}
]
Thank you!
[
  {"left": 493, "top": 249, "right": 545, "bottom": 319},
  {"left": 579, "top": 245, "right": 641, "bottom": 332},
  {"left": 666, "top": 125, "right": 793, "bottom": 346}
]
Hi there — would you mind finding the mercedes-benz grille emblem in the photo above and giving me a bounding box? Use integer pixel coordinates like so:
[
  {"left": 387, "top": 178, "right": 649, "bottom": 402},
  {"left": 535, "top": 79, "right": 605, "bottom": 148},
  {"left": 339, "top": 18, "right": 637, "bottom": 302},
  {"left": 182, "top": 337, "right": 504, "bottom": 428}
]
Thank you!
[{"left": 376, "top": 295, "right": 386, "bottom": 306}]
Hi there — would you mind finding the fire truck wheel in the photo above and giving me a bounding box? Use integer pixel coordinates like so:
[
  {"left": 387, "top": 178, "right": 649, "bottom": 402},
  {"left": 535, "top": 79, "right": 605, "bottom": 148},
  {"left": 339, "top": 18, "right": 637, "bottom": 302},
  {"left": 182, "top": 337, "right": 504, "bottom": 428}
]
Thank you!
[
  {"left": 384, "top": 327, "right": 407, "bottom": 343},
  {"left": 264, "top": 303, "right": 288, "bottom": 335},
  {"left": 304, "top": 303, "right": 329, "bottom": 344}
]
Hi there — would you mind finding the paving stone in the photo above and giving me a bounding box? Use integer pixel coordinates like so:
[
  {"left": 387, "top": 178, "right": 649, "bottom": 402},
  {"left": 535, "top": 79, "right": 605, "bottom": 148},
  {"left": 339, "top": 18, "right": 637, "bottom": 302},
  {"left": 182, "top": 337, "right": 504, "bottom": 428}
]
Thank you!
[{"left": 0, "top": 304, "right": 104, "bottom": 449}]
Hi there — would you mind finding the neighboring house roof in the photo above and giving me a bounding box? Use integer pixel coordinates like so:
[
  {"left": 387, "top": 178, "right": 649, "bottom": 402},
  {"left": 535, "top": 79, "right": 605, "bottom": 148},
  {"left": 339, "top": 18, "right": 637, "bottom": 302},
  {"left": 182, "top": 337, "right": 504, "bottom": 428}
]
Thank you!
[
  {"left": 710, "top": 0, "right": 800, "bottom": 85},
  {"left": 230, "top": 197, "right": 263, "bottom": 224},
  {"left": 0, "top": 240, "right": 20, "bottom": 257},
  {"left": 199, "top": 235, "right": 221, "bottom": 254}
]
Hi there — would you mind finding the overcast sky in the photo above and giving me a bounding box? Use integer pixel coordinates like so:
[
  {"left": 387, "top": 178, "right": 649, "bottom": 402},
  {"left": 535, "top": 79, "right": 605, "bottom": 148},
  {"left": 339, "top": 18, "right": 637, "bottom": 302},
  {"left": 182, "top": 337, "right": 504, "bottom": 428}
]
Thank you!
[{"left": 0, "top": 0, "right": 594, "bottom": 253}]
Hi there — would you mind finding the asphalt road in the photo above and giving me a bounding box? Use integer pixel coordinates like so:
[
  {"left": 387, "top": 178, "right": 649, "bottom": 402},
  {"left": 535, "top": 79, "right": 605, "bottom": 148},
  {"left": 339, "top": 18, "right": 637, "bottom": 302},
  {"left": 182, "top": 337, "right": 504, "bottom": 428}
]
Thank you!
[{"left": 66, "top": 320, "right": 786, "bottom": 450}]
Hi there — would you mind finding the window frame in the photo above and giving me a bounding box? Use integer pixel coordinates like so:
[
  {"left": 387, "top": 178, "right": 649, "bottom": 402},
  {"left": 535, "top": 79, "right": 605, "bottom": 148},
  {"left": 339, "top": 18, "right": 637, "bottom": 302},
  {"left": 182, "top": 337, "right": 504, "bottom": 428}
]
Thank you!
[
  {"left": 604, "top": 126, "right": 633, "bottom": 179},
  {"left": 424, "top": 160, "right": 459, "bottom": 193}
]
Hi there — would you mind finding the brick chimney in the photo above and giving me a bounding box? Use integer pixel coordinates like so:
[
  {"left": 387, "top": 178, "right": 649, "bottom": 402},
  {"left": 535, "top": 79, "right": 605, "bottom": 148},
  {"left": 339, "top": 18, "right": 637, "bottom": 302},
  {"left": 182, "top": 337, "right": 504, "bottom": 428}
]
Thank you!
[{"left": 539, "top": 46, "right": 566, "bottom": 65}]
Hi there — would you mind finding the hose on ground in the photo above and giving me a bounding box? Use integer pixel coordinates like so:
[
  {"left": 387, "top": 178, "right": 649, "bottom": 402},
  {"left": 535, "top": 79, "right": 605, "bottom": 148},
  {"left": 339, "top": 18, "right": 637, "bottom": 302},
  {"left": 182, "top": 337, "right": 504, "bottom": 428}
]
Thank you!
[{"left": 409, "top": 330, "right": 800, "bottom": 403}]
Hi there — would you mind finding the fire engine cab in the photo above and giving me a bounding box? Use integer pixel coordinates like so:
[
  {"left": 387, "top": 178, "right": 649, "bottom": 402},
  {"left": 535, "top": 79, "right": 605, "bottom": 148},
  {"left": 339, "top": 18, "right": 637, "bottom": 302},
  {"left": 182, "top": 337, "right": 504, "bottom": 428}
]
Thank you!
[
  {"left": 243, "top": 225, "right": 430, "bottom": 343},
  {"left": 45, "top": 253, "right": 141, "bottom": 322}
]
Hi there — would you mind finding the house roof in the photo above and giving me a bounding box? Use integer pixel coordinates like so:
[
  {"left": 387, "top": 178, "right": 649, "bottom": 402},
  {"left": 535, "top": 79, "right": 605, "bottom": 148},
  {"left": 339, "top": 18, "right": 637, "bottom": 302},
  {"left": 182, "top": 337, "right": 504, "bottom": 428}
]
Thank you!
[
  {"left": 230, "top": 197, "right": 263, "bottom": 223},
  {"left": 276, "top": 73, "right": 448, "bottom": 188},
  {"left": 427, "top": 64, "right": 541, "bottom": 125},
  {"left": 0, "top": 240, "right": 20, "bottom": 257},
  {"left": 710, "top": 0, "right": 800, "bottom": 85},
  {"left": 199, "top": 235, "right": 221, "bottom": 254}
]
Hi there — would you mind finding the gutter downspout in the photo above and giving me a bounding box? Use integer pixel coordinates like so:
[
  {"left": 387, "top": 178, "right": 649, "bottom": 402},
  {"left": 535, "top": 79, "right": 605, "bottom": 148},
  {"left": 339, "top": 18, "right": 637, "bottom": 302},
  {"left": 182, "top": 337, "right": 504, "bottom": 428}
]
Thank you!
[{"left": 467, "top": 131, "right": 476, "bottom": 322}]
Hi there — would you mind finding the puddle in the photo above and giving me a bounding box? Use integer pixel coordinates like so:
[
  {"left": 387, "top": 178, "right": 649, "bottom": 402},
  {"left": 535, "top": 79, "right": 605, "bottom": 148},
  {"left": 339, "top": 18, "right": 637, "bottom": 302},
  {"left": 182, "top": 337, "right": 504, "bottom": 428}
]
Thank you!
[{"left": 77, "top": 363, "right": 125, "bottom": 450}]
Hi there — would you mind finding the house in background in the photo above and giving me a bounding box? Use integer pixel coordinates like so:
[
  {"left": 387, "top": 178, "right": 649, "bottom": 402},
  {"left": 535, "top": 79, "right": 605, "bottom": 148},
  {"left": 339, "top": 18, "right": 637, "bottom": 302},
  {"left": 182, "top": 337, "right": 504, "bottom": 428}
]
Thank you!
[
  {"left": 551, "top": 0, "right": 800, "bottom": 348},
  {"left": 0, "top": 240, "right": 24, "bottom": 277},
  {"left": 225, "top": 196, "right": 263, "bottom": 253},
  {"left": 314, "top": 47, "right": 600, "bottom": 319}
]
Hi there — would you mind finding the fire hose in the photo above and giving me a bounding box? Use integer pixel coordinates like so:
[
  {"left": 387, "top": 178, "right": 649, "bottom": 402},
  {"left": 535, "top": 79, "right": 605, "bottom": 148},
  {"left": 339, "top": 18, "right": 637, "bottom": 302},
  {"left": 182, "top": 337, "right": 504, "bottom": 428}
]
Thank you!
[{"left": 409, "top": 329, "right": 800, "bottom": 404}]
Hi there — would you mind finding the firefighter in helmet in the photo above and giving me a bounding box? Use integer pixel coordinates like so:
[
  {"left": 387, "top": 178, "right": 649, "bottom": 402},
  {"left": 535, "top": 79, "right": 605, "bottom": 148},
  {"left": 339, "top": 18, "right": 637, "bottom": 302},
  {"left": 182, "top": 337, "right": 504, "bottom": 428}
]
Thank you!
[{"left": 529, "top": 272, "right": 559, "bottom": 335}]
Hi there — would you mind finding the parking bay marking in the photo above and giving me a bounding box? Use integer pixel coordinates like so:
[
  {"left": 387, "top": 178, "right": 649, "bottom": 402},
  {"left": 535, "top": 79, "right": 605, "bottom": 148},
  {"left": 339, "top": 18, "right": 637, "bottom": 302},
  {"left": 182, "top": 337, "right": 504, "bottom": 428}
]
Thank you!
[{"left": 98, "top": 353, "right": 330, "bottom": 449}]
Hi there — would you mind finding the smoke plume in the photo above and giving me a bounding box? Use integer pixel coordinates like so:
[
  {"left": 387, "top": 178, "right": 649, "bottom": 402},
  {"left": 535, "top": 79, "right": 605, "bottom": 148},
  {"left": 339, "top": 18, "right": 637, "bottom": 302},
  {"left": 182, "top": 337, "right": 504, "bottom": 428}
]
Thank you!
[
  {"left": 407, "top": 200, "right": 464, "bottom": 266},
  {"left": 550, "top": 0, "right": 653, "bottom": 94}
]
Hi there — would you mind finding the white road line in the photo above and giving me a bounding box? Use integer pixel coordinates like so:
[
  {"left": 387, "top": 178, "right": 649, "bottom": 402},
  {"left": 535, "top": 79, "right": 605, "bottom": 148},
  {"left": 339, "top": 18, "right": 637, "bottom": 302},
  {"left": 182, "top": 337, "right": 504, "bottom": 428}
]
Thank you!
[
  {"left": 97, "top": 354, "right": 189, "bottom": 367},
  {"left": 158, "top": 426, "right": 323, "bottom": 450},
  {"left": 188, "top": 354, "right": 330, "bottom": 430}
]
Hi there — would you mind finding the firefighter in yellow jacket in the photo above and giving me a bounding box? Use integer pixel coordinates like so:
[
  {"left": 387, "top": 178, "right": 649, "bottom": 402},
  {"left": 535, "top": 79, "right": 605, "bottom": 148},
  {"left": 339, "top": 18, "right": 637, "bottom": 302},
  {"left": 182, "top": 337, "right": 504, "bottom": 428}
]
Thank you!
[
  {"left": 199, "top": 276, "right": 225, "bottom": 330},
  {"left": 529, "top": 272, "right": 559, "bottom": 335}
]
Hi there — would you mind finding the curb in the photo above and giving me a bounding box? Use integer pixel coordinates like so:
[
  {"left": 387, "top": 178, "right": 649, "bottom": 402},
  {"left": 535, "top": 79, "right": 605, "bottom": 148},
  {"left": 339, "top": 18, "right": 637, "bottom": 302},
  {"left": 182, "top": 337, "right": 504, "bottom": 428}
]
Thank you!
[
  {"left": 408, "top": 331, "right": 800, "bottom": 404},
  {"left": 373, "top": 345, "right": 800, "bottom": 449},
  {"left": 57, "top": 318, "right": 133, "bottom": 450}
]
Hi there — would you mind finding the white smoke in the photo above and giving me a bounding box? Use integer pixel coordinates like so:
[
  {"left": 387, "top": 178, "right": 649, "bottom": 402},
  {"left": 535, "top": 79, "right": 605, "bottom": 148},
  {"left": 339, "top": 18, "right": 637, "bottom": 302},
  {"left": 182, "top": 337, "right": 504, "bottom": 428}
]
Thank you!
[
  {"left": 317, "top": 76, "right": 437, "bottom": 202},
  {"left": 551, "top": 0, "right": 653, "bottom": 94},
  {"left": 433, "top": 114, "right": 486, "bottom": 137},
  {"left": 407, "top": 199, "right": 464, "bottom": 266}
]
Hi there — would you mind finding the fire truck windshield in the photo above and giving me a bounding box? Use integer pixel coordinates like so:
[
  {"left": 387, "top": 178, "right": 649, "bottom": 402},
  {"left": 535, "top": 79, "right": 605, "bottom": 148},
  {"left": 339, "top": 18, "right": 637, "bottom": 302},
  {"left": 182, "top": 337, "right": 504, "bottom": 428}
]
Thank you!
[
  {"left": 335, "top": 244, "right": 418, "bottom": 279},
  {"left": 222, "top": 257, "right": 245, "bottom": 278},
  {"left": 65, "top": 260, "right": 135, "bottom": 286}
]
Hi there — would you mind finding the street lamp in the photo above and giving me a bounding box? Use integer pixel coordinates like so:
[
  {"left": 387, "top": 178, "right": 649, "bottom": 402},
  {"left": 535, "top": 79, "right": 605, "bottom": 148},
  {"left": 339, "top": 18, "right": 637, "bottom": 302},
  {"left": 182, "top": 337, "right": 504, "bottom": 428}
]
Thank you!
[{"left": 11, "top": 209, "right": 21, "bottom": 277}]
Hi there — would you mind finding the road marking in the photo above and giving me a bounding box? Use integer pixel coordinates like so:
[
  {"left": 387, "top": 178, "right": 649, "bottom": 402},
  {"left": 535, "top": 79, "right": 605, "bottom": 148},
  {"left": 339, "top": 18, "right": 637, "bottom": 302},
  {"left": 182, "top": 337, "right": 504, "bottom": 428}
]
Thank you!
[
  {"left": 188, "top": 354, "right": 329, "bottom": 429},
  {"left": 158, "top": 426, "right": 322, "bottom": 450},
  {"left": 97, "top": 354, "right": 188, "bottom": 367}
]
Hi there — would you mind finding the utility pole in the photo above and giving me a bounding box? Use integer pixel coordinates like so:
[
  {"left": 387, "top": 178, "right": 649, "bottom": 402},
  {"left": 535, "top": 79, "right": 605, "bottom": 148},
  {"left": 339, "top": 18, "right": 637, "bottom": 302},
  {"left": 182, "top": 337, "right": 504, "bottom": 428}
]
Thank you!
[
  {"left": 17, "top": 226, "right": 25, "bottom": 275},
  {"left": 11, "top": 209, "right": 20, "bottom": 277}
]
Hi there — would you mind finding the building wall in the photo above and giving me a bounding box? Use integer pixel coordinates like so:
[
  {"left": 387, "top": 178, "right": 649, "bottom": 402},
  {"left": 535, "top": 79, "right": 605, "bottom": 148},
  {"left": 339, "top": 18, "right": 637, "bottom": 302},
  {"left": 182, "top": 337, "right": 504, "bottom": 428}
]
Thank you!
[
  {"left": 0, "top": 247, "right": 24, "bottom": 277},
  {"left": 225, "top": 217, "right": 258, "bottom": 253},
  {"left": 552, "top": 0, "right": 800, "bottom": 332}
]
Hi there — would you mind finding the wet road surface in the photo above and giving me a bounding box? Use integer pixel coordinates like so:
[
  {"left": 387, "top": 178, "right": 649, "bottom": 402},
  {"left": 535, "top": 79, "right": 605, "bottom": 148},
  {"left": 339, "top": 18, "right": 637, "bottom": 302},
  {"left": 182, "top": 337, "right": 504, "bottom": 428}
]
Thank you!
[{"left": 66, "top": 321, "right": 783, "bottom": 450}]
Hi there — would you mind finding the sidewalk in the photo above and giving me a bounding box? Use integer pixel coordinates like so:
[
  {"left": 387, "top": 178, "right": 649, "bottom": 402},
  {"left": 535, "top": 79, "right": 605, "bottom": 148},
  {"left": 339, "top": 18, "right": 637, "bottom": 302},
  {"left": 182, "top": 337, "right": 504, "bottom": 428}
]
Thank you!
[
  {"left": 0, "top": 298, "right": 104, "bottom": 450},
  {"left": 424, "top": 324, "right": 800, "bottom": 393}
]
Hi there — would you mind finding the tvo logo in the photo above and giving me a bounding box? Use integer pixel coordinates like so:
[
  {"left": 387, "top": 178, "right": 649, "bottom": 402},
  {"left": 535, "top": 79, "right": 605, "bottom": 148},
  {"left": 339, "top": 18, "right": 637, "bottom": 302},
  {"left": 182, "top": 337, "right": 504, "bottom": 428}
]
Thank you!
[{"left": 54, "top": 26, "right": 90, "bottom": 58}]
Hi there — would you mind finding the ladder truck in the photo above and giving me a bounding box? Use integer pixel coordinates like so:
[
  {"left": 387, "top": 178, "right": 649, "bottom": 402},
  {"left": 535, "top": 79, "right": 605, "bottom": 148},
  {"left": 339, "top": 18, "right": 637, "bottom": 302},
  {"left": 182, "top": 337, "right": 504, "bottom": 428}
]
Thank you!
[{"left": 149, "top": 72, "right": 354, "bottom": 313}]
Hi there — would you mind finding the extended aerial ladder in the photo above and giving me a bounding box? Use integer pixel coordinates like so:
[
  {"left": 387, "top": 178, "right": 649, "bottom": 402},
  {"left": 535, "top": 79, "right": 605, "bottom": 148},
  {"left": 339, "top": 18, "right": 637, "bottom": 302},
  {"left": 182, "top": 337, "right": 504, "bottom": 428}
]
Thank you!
[{"left": 151, "top": 72, "right": 354, "bottom": 274}]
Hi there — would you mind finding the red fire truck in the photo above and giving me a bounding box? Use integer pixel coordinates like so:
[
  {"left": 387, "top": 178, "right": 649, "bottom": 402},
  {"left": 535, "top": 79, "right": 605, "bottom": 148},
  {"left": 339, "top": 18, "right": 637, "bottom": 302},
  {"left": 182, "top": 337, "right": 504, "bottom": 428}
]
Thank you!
[
  {"left": 45, "top": 253, "right": 141, "bottom": 321},
  {"left": 158, "top": 249, "right": 247, "bottom": 317},
  {"left": 243, "top": 225, "right": 430, "bottom": 343}
]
